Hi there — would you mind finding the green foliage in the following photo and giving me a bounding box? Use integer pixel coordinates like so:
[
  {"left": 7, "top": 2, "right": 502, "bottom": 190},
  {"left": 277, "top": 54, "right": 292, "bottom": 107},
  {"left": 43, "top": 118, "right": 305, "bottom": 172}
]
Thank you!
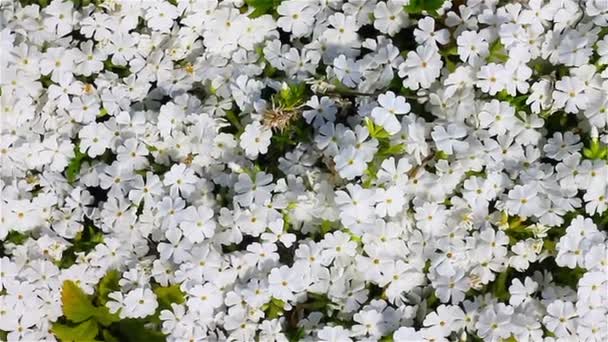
[
  {"left": 425, "top": 291, "right": 439, "bottom": 311},
  {"left": 58, "top": 225, "right": 104, "bottom": 268},
  {"left": 362, "top": 118, "right": 405, "bottom": 187},
  {"left": 300, "top": 293, "right": 332, "bottom": 311},
  {"left": 380, "top": 334, "right": 394, "bottom": 342},
  {"left": 503, "top": 215, "right": 536, "bottom": 245},
  {"left": 111, "top": 319, "right": 165, "bottom": 342},
  {"left": 489, "top": 268, "right": 511, "bottom": 302},
  {"left": 552, "top": 266, "right": 586, "bottom": 288},
  {"left": 286, "top": 327, "right": 306, "bottom": 342},
  {"left": 465, "top": 333, "right": 485, "bottom": 342},
  {"left": 583, "top": 139, "right": 608, "bottom": 160},
  {"left": 496, "top": 90, "right": 530, "bottom": 114},
  {"left": 60, "top": 280, "right": 120, "bottom": 326},
  {"left": 18, "top": 0, "right": 49, "bottom": 7},
  {"left": 98, "top": 108, "right": 108, "bottom": 118},
  {"left": 364, "top": 117, "right": 391, "bottom": 140},
  {"left": 543, "top": 111, "right": 578, "bottom": 134},
  {"left": 263, "top": 298, "right": 286, "bottom": 319},
  {"left": 260, "top": 108, "right": 313, "bottom": 177},
  {"left": 96, "top": 270, "right": 121, "bottom": 306},
  {"left": 1, "top": 232, "right": 29, "bottom": 257},
  {"left": 39, "top": 75, "right": 53, "bottom": 88},
  {"left": 93, "top": 306, "right": 120, "bottom": 327},
  {"left": 404, "top": 0, "right": 446, "bottom": 16},
  {"left": 276, "top": 83, "right": 308, "bottom": 109},
  {"left": 52, "top": 319, "right": 98, "bottom": 342},
  {"left": 53, "top": 280, "right": 170, "bottom": 342},
  {"left": 245, "top": 0, "right": 282, "bottom": 18},
  {"left": 103, "top": 59, "right": 131, "bottom": 78},
  {"left": 5, "top": 231, "right": 29, "bottom": 245},
  {"left": 102, "top": 330, "right": 119, "bottom": 342},
  {"left": 319, "top": 220, "right": 339, "bottom": 237},
  {"left": 341, "top": 228, "right": 362, "bottom": 246},
  {"left": 487, "top": 40, "right": 509, "bottom": 63},
  {"left": 224, "top": 110, "right": 245, "bottom": 136},
  {"left": 54, "top": 277, "right": 179, "bottom": 342},
  {"left": 61, "top": 280, "right": 98, "bottom": 323},
  {"left": 154, "top": 285, "right": 185, "bottom": 311},
  {"left": 66, "top": 144, "right": 88, "bottom": 184}
]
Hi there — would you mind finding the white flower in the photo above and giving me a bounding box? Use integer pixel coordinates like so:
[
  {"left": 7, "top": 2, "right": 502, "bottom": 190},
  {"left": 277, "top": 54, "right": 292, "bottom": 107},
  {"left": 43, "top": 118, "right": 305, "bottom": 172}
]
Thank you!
[
  {"left": 145, "top": 2, "right": 179, "bottom": 32},
  {"left": 431, "top": 123, "right": 469, "bottom": 155},
  {"left": 476, "top": 63, "right": 505, "bottom": 95},
  {"left": 375, "top": 186, "right": 405, "bottom": 217},
  {"left": 508, "top": 277, "right": 538, "bottom": 306},
  {"left": 121, "top": 288, "right": 158, "bottom": 319},
  {"left": 398, "top": 44, "right": 443, "bottom": 90},
  {"left": 79, "top": 122, "right": 113, "bottom": 158},
  {"left": 240, "top": 121, "right": 273, "bottom": 158},
  {"left": 277, "top": 1, "right": 318, "bottom": 38},
  {"left": 373, "top": 1, "right": 408, "bottom": 36},
  {"left": 457, "top": 30, "right": 489, "bottom": 66},
  {"left": 371, "top": 91, "right": 411, "bottom": 135},
  {"left": 414, "top": 17, "right": 449, "bottom": 47},
  {"left": 332, "top": 55, "right": 362, "bottom": 88},
  {"left": 163, "top": 163, "right": 199, "bottom": 198},
  {"left": 553, "top": 76, "right": 588, "bottom": 113},
  {"left": 543, "top": 300, "right": 577, "bottom": 337},
  {"left": 180, "top": 206, "right": 216, "bottom": 243}
]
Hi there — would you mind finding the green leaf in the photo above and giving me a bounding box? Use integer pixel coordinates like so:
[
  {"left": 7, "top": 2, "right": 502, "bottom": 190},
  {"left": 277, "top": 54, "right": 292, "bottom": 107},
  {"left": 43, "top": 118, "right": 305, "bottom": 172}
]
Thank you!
[
  {"left": 426, "top": 291, "right": 439, "bottom": 309},
  {"left": 154, "top": 285, "right": 185, "bottom": 311},
  {"left": 583, "top": 139, "right": 608, "bottom": 160},
  {"left": 102, "top": 330, "right": 119, "bottom": 342},
  {"left": 487, "top": 40, "right": 508, "bottom": 63},
  {"left": 286, "top": 327, "right": 306, "bottom": 342},
  {"left": 113, "top": 319, "right": 166, "bottom": 342},
  {"left": 52, "top": 320, "right": 99, "bottom": 342},
  {"left": 5, "top": 231, "right": 29, "bottom": 245},
  {"left": 245, "top": 0, "right": 282, "bottom": 18},
  {"left": 103, "top": 59, "right": 131, "bottom": 78},
  {"left": 277, "top": 82, "right": 307, "bottom": 109},
  {"left": 553, "top": 266, "right": 586, "bottom": 288},
  {"left": 61, "top": 280, "right": 97, "bottom": 323},
  {"left": 364, "top": 117, "right": 391, "bottom": 140},
  {"left": 225, "top": 110, "right": 244, "bottom": 136},
  {"left": 93, "top": 306, "right": 120, "bottom": 327},
  {"left": 320, "top": 220, "right": 338, "bottom": 236},
  {"left": 404, "top": 0, "right": 446, "bottom": 15},
  {"left": 66, "top": 144, "right": 87, "bottom": 184},
  {"left": 341, "top": 228, "right": 362, "bottom": 245},
  {"left": 58, "top": 225, "right": 104, "bottom": 269},
  {"left": 380, "top": 334, "right": 395, "bottom": 342},
  {"left": 378, "top": 144, "right": 405, "bottom": 158},
  {"left": 264, "top": 298, "right": 285, "bottom": 319},
  {"left": 96, "top": 270, "right": 121, "bottom": 306},
  {"left": 490, "top": 268, "right": 510, "bottom": 302}
]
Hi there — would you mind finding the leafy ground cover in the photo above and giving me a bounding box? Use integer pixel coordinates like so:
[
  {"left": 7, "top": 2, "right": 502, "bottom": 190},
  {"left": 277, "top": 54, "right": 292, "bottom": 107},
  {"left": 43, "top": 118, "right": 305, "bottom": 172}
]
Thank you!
[{"left": 1, "top": 0, "right": 608, "bottom": 341}]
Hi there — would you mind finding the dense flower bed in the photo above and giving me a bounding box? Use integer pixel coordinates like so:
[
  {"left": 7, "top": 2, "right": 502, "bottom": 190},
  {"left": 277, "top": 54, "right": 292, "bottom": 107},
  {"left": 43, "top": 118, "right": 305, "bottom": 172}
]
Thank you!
[{"left": 1, "top": 0, "right": 608, "bottom": 341}]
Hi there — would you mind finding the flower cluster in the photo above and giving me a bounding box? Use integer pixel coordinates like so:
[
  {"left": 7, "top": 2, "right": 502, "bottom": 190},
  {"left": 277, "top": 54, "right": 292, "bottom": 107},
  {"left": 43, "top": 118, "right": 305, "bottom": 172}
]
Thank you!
[{"left": 1, "top": 0, "right": 608, "bottom": 341}]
